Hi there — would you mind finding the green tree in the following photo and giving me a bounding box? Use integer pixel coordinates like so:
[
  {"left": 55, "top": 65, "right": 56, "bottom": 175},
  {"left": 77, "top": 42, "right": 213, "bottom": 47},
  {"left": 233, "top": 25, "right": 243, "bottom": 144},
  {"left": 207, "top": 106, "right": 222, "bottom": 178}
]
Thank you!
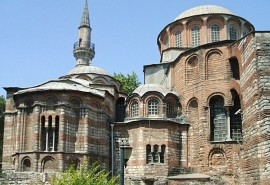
[
  {"left": 113, "top": 71, "right": 141, "bottom": 95},
  {"left": 51, "top": 161, "right": 119, "bottom": 185},
  {"left": 0, "top": 96, "right": 5, "bottom": 171}
]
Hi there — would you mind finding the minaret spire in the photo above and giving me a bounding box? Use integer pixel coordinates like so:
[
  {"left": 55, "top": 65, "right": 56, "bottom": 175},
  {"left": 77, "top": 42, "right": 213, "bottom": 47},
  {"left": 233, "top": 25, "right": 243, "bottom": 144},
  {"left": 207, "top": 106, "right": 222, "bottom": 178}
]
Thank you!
[
  {"left": 73, "top": 0, "right": 95, "bottom": 66},
  {"left": 80, "top": 0, "right": 90, "bottom": 28}
]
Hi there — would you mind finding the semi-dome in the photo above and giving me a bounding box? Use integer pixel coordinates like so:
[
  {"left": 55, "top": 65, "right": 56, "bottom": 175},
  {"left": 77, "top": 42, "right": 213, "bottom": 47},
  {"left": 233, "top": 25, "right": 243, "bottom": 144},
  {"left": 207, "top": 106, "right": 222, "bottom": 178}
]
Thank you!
[
  {"left": 68, "top": 65, "right": 110, "bottom": 76},
  {"left": 174, "top": 5, "right": 234, "bottom": 21}
]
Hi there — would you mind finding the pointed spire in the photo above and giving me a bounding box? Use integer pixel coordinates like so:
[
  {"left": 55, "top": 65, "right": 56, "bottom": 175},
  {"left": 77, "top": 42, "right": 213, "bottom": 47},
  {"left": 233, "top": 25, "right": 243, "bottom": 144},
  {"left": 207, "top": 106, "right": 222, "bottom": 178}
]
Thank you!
[{"left": 79, "top": 0, "right": 90, "bottom": 28}]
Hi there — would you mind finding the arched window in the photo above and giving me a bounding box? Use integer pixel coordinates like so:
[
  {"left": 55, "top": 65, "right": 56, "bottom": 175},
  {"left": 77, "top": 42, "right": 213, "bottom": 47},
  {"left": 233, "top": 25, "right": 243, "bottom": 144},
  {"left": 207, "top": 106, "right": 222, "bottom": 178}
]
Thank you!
[
  {"left": 229, "top": 26, "right": 237, "bottom": 40},
  {"left": 153, "top": 145, "right": 159, "bottom": 163},
  {"left": 191, "top": 26, "right": 200, "bottom": 47},
  {"left": 48, "top": 116, "right": 53, "bottom": 151},
  {"left": 41, "top": 116, "right": 46, "bottom": 151},
  {"left": 160, "top": 144, "right": 166, "bottom": 163},
  {"left": 148, "top": 99, "right": 159, "bottom": 116},
  {"left": 55, "top": 116, "right": 59, "bottom": 151},
  {"left": 22, "top": 158, "right": 31, "bottom": 171},
  {"left": 146, "top": 144, "right": 152, "bottom": 164},
  {"left": 211, "top": 24, "right": 220, "bottom": 42},
  {"left": 131, "top": 101, "right": 139, "bottom": 117},
  {"left": 174, "top": 31, "right": 182, "bottom": 47},
  {"left": 210, "top": 96, "right": 226, "bottom": 141}
]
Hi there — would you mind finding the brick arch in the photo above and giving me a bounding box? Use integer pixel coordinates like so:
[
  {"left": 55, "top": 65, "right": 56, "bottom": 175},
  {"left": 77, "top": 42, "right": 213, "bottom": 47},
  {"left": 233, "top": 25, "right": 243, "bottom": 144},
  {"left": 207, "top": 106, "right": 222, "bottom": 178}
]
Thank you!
[
  {"left": 144, "top": 96, "right": 163, "bottom": 117},
  {"left": 205, "top": 49, "right": 223, "bottom": 80},
  {"left": 41, "top": 156, "right": 58, "bottom": 173},
  {"left": 206, "top": 92, "right": 226, "bottom": 106},
  {"left": 229, "top": 80, "right": 241, "bottom": 96},
  {"left": 208, "top": 148, "right": 227, "bottom": 171},
  {"left": 185, "top": 55, "right": 199, "bottom": 84},
  {"left": 67, "top": 156, "right": 80, "bottom": 170},
  {"left": 21, "top": 156, "right": 31, "bottom": 172}
]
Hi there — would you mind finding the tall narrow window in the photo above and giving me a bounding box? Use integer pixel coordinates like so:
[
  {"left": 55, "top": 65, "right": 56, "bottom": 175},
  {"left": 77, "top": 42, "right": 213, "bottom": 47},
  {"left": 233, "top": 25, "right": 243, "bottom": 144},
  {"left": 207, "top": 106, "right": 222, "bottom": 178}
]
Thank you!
[
  {"left": 166, "top": 102, "right": 174, "bottom": 118},
  {"left": 210, "top": 96, "right": 226, "bottom": 141},
  {"left": 211, "top": 24, "right": 220, "bottom": 42},
  {"left": 131, "top": 101, "right": 139, "bottom": 117},
  {"left": 148, "top": 99, "right": 159, "bottom": 116},
  {"left": 55, "top": 116, "right": 59, "bottom": 151},
  {"left": 48, "top": 116, "right": 53, "bottom": 151},
  {"left": 230, "top": 90, "right": 243, "bottom": 141},
  {"left": 41, "top": 116, "right": 46, "bottom": 151},
  {"left": 160, "top": 145, "right": 166, "bottom": 163},
  {"left": 174, "top": 31, "right": 182, "bottom": 47},
  {"left": 153, "top": 145, "right": 159, "bottom": 163},
  {"left": 229, "top": 26, "right": 237, "bottom": 40},
  {"left": 146, "top": 145, "right": 152, "bottom": 164},
  {"left": 116, "top": 98, "right": 125, "bottom": 122},
  {"left": 191, "top": 26, "right": 200, "bottom": 47}
]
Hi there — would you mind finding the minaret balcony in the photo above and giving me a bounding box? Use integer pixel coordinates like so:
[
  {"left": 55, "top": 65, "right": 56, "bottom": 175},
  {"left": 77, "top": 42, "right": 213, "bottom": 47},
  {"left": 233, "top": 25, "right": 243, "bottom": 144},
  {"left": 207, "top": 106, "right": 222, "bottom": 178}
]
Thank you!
[{"left": 73, "top": 41, "right": 95, "bottom": 52}]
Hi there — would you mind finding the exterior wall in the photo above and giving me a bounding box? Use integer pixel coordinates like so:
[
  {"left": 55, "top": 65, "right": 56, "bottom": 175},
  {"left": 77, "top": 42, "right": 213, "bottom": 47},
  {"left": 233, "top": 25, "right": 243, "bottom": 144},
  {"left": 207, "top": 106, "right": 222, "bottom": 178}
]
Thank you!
[
  {"left": 171, "top": 43, "right": 243, "bottom": 183},
  {"left": 230, "top": 32, "right": 270, "bottom": 184},
  {"left": 114, "top": 121, "right": 188, "bottom": 185},
  {"left": 2, "top": 89, "right": 114, "bottom": 176}
]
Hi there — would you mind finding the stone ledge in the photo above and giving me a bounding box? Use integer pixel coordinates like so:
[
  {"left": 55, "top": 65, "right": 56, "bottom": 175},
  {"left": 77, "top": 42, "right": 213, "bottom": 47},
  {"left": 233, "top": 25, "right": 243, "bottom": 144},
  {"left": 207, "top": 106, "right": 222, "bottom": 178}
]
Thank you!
[{"left": 167, "top": 173, "right": 210, "bottom": 181}]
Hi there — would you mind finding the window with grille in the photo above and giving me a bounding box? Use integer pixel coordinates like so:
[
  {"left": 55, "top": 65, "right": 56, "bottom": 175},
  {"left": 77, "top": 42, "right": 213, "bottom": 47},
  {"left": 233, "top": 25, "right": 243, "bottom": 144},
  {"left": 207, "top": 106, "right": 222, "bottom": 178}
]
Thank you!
[
  {"left": 166, "top": 102, "right": 174, "bottom": 118},
  {"left": 211, "top": 24, "right": 220, "bottom": 42},
  {"left": 131, "top": 101, "right": 139, "bottom": 117},
  {"left": 210, "top": 96, "right": 226, "bottom": 141},
  {"left": 174, "top": 31, "right": 182, "bottom": 47},
  {"left": 146, "top": 144, "right": 165, "bottom": 164},
  {"left": 191, "top": 26, "right": 200, "bottom": 47},
  {"left": 229, "top": 26, "right": 237, "bottom": 40},
  {"left": 230, "top": 90, "right": 243, "bottom": 141},
  {"left": 148, "top": 99, "right": 159, "bottom": 116},
  {"left": 146, "top": 144, "right": 152, "bottom": 164}
]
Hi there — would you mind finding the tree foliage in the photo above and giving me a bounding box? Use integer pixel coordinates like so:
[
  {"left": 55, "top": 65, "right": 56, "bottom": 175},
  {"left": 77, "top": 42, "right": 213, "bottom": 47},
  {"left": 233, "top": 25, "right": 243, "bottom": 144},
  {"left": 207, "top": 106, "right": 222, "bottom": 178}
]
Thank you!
[
  {"left": 51, "top": 161, "right": 119, "bottom": 185},
  {"left": 113, "top": 71, "right": 141, "bottom": 95}
]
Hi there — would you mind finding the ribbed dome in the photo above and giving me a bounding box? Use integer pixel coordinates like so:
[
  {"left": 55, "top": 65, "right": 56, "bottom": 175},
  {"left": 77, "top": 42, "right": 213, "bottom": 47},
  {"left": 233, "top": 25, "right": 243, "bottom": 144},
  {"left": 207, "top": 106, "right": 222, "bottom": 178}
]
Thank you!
[
  {"left": 174, "top": 5, "right": 234, "bottom": 21},
  {"left": 68, "top": 65, "right": 109, "bottom": 76},
  {"left": 133, "top": 84, "right": 175, "bottom": 97}
]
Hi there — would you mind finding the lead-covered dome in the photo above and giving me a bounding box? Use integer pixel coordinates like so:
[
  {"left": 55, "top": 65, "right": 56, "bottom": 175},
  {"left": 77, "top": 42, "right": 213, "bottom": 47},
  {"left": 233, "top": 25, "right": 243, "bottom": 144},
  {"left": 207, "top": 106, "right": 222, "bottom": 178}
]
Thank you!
[
  {"left": 174, "top": 5, "right": 234, "bottom": 21},
  {"left": 68, "top": 65, "right": 109, "bottom": 76},
  {"left": 132, "top": 84, "right": 177, "bottom": 97}
]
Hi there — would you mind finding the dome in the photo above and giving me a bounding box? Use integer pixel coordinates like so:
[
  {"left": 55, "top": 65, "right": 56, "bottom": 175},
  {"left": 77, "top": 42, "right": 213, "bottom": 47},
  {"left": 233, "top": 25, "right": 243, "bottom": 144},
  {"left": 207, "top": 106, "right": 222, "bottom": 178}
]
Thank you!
[
  {"left": 174, "top": 5, "right": 234, "bottom": 21},
  {"left": 133, "top": 84, "right": 176, "bottom": 97},
  {"left": 68, "top": 65, "right": 110, "bottom": 76}
]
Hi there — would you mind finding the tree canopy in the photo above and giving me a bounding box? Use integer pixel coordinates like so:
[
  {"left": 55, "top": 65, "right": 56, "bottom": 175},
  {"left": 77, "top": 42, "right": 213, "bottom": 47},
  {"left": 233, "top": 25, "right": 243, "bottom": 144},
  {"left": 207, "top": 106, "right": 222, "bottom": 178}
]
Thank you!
[
  {"left": 113, "top": 71, "right": 141, "bottom": 95},
  {"left": 51, "top": 161, "right": 119, "bottom": 185}
]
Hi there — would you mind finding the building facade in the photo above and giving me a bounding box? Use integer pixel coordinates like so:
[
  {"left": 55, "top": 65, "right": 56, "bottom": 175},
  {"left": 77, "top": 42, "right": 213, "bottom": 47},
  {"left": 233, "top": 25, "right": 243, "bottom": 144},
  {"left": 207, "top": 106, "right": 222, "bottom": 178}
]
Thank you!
[{"left": 2, "top": 1, "right": 270, "bottom": 185}]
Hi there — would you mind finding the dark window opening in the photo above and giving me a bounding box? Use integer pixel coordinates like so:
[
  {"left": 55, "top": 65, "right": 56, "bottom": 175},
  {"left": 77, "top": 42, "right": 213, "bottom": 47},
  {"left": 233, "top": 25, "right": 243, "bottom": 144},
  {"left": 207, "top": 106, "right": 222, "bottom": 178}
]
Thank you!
[
  {"left": 116, "top": 98, "right": 125, "bottom": 122},
  {"left": 229, "top": 57, "right": 240, "bottom": 80}
]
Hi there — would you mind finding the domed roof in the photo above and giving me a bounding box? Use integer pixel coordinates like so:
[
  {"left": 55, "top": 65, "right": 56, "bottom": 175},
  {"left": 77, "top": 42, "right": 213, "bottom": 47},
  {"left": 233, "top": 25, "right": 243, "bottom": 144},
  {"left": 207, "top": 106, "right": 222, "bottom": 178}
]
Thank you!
[
  {"left": 68, "top": 65, "right": 110, "bottom": 76},
  {"left": 133, "top": 84, "right": 176, "bottom": 97},
  {"left": 174, "top": 5, "right": 234, "bottom": 21}
]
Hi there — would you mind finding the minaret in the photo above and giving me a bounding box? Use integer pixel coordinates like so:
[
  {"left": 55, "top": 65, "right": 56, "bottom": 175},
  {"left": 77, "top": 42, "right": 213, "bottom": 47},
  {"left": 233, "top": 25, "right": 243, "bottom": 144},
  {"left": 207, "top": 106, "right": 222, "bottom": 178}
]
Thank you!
[{"left": 73, "top": 0, "right": 95, "bottom": 66}]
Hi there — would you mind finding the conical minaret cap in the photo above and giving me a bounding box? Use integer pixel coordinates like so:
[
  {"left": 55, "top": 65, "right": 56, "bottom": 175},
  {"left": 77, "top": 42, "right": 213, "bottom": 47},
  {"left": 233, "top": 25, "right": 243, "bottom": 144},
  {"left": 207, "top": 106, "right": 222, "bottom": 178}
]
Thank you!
[{"left": 79, "top": 0, "right": 90, "bottom": 28}]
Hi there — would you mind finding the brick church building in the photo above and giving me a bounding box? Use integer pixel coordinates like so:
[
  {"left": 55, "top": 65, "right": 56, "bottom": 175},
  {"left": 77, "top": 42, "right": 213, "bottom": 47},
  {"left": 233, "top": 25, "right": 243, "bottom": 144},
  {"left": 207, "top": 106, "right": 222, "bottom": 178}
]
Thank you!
[{"left": 2, "top": 1, "right": 270, "bottom": 184}]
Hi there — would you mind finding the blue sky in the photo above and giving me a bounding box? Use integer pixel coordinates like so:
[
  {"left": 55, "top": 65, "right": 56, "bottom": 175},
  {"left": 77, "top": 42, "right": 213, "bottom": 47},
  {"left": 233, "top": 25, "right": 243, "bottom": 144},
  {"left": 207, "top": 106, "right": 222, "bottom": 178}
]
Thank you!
[{"left": 1, "top": 0, "right": 270, "bottom": 97}]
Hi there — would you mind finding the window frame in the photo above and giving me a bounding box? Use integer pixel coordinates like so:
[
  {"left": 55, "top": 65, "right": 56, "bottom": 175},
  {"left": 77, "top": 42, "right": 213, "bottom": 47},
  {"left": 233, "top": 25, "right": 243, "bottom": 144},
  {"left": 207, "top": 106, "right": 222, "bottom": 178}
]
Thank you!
[
  {"left": 191, "top": 26, "right": 200, "bottom": 47},
  {"left": 148, "top": 98, "right": 159, "bottom": 116},
  {"left": 211, "top": 24, "right": 220, "bottom": 42},
  {"left": 174, "top": 31, "right": 182, "bottom": 47}
]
